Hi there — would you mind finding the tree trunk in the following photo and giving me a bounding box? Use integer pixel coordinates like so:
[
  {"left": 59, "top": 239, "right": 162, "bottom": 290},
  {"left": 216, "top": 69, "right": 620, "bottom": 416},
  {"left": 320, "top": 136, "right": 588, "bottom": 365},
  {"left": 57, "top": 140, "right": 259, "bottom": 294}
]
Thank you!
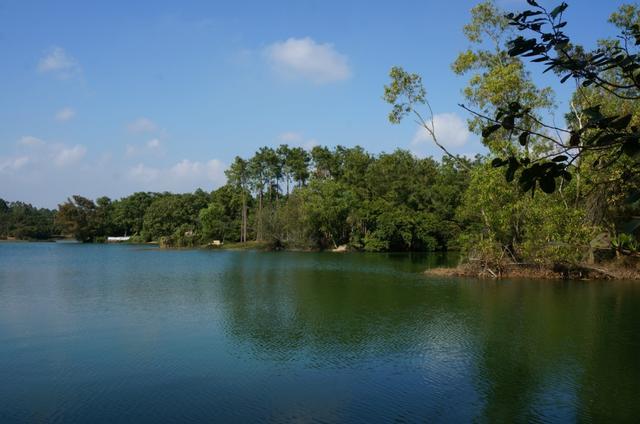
[
  {"left": 257, "top": 191, "right": 263, "bottom": 241},
  {"left": 241, "top": 191, "right": 247, "bottom": 243}
]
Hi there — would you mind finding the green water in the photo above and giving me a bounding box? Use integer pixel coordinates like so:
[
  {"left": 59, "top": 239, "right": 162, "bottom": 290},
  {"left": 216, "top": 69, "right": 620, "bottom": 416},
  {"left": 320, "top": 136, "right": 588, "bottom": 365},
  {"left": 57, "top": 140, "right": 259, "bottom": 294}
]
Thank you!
[{"left": 0, "top": 243, "right": 639, "bottom": 423}]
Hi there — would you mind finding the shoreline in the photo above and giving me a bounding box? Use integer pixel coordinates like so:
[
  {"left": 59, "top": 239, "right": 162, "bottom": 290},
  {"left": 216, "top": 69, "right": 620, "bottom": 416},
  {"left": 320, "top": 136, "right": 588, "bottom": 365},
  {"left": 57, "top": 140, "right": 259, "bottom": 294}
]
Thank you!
[
  {"left": 425, "top": 262, "right": 640, "bottom": 281},
  {"left": 4, "top": 239, "right": 638, "bottom": 280}
]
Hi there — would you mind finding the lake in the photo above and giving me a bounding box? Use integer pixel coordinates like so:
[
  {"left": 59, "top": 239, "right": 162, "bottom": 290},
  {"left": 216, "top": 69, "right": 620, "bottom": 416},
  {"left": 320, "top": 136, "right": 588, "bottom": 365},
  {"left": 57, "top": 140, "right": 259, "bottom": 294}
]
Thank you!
[{"left": 0, "top": 243, "right": 639, "bottom": 423}]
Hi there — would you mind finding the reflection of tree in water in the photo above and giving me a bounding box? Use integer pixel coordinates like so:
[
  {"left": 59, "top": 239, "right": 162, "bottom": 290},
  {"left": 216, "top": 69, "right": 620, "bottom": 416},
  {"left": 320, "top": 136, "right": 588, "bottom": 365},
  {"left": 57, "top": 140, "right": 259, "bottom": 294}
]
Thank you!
[
  {"left": 470, "top": 282, "right": 551, "bottom": 422},
  {"left": 217, "top": 252, "right": 457, "bottom": 363},
  {"left": 574, "top": 282, "right": 640, "bottom": 422},
  {"left": 468, "top": 281, "right": 640, "bottom": 422},
  {"left": 215, "top": 252, "right": 640, "bottom": 420}
]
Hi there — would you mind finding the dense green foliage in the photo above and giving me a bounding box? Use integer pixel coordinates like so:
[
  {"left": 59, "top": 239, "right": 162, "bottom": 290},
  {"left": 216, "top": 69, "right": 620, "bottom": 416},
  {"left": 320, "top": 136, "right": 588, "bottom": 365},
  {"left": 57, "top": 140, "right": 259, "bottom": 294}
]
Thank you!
[
  {"left": 385, "top": 1, "right": 640, "bottom": 269},
  {"left": 48, "top": 146, "right": 472, "bottom": 251},
  {"left": 0, "top": 199, "right": 58, "bottom": 240}
]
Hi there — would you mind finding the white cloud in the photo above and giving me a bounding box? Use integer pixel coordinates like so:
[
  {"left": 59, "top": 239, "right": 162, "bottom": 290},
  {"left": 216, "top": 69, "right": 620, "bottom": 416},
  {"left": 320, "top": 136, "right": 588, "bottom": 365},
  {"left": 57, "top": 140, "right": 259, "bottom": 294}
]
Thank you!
[
  {"left": 1, "top": 138, "right": 226, "bottom": 207},
  {"left": 127, "top": 117, "right": 157, "bottom": 134},
  {"left": 0, "top": 156, "right": 29, "bottom": 173},
  {"left": 0, "top": 152, "right": 227, "bottom": 208},
  {"left": 54, "top": 144, "right": 86, "bottom": 167},
  {"left": 1, "top": 133, "right": 227, "bottom": 207},
  {"left": 147, "top": 138, "right": 161, "bottom": 149},
  {"left": 55, "top": 107, "right": 76, "bottom": 122},
  {"left": 265, "top": 37, "right": 351, "bottom": 84},
  {"left": 129, "top": 163, "right": 160, "bottom": 183},
  {"left": 412, "top": 113, "right": 470, "bottom": 148},
  {"left": 11, "top": 137, "right": 88, "bottom": 169},
  {"left": 37, "top": 47, "right": 81, "bottom": 78},
  {"left": 125, "top": 139, "right": 164, "bottom": 158},
  {"left": 18, "top": 136, "right": 44, "bottom": 147},
  {"left": 127, "top": 159, "right": 226, "bottom": 192},
  {"left": 170, "top": 159, "right": 225, "bottom": 182}
]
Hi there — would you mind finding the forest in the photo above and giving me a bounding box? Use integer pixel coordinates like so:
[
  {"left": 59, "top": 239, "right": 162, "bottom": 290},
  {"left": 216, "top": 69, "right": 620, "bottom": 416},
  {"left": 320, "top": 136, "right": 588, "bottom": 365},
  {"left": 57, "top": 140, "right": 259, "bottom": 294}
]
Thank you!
[
  {"left": 1, "top": 147, "right": 472, "bottom": 252},
  {"left": 0, "top": 199, "right": 58, "bottom": 240},
  {"left": 2, "top": 1, "right": 639, "bottom": 273}
]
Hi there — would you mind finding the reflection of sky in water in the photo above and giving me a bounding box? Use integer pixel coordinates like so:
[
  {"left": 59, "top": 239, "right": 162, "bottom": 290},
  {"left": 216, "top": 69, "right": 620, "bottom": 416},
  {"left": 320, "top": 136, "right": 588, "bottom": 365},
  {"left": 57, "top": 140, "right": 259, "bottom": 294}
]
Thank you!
[{"left": 0, "top": 243, "right": 639, "bottom": 422}]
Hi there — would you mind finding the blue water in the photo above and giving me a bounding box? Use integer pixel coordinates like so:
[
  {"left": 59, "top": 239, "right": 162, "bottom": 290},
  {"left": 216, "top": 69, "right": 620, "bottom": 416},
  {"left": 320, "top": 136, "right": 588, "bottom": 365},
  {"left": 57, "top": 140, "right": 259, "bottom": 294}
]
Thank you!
[{"left": 1, "top": 242, "right": 639, "bottom": 423}]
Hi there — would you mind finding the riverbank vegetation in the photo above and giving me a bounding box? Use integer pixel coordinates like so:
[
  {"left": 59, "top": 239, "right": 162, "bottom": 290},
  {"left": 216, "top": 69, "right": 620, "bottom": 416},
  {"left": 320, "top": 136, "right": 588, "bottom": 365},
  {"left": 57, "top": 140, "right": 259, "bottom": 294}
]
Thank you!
[
  {"left": 1, "top": 1, "right": 638, "bottom": 278},
  {"left": 0, "top": 199, "right": 59, "bottom": 240},
  {"left": 384, "top": 1, "right": 640, "bottom": 276},
  {"left": 45, "top": 148, "right": 473, "bottom": 251}
]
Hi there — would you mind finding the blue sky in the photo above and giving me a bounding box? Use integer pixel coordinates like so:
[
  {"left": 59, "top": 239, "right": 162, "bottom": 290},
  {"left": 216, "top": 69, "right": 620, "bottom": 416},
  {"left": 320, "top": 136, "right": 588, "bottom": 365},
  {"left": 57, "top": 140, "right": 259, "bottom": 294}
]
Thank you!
[{"left": 0, "top": 0, "right": 629, "bottom": 207}]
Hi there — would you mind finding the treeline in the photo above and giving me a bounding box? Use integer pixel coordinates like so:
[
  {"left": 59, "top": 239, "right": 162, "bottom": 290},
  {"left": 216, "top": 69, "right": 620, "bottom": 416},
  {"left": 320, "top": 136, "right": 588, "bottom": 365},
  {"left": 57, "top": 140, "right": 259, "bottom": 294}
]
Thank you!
[
  {"left": 0, "top": 199, "right": 59, "bottom": 240},
  {"left": 6, "top": 1, "right": 639, "bottom": 268},
  {"left": 49, "top": 145, "right": 473, "bottom": 251}
]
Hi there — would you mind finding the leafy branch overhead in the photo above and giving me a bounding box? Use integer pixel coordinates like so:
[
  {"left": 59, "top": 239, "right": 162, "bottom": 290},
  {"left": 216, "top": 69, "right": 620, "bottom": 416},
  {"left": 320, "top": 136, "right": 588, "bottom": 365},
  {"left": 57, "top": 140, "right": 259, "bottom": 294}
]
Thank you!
[
  {"left": 383, "top": 67, "right": 470, "bottom": 169},
  {"left": 383, "top": 67, "right": 427, "bottom": 124},
  {"left": 489, "top": 0, "right": 640, "bottom": 195},
  {"left": 386, "top": 1, "right": 640, "bottom": 197}
]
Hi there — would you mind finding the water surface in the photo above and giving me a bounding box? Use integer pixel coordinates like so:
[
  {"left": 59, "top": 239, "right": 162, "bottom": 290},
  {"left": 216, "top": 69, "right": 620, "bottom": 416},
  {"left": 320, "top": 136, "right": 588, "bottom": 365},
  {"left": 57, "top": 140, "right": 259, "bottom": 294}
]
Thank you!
[{"left": 0, "top": 243, "right": 639, "bottom": 422}]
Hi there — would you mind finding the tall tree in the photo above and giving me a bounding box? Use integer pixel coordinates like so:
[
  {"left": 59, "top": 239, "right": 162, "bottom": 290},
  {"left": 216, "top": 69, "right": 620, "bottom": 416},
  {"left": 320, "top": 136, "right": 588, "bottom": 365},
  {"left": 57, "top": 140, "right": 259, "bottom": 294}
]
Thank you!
[
  {"left": 56, "top": 195, "right": 98, "bottom": 242},
  {"left": 288, "top": 147, "right": 311, "bottom": 187},
  {"left": 225, "top": 157, "right": 250, "bottom": 242},
  {"left": 276, "top": 144, "right": 293, "bottom": 195}
]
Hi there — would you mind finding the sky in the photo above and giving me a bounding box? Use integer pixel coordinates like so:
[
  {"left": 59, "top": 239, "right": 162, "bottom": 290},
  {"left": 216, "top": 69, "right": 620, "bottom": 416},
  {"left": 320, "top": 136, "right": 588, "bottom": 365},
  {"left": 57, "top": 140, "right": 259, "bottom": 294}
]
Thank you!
[{"left": 0, "top": 0, "right": 631, "bottom": 208}]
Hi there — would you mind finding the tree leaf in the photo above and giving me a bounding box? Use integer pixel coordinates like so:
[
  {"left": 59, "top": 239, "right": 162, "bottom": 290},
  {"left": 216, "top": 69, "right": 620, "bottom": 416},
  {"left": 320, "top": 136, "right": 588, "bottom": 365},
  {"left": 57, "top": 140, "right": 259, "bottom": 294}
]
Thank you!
[
  {"left": 550, "top": 3, "right": 568, "bottom": 19},
  {"left": 482, "top": 124, "right": 502, "bottom": 138},
  {"left": 539, "top": 175, "right": 556, "bottom": 193},
  {"left": 569, "top": 132, "right": 580, "bottom": 146},
  {"left": 520, "top": 177, "right": 534, "bottom": 193},
  {"left": 505, "top": 158, "right": 519, "bottom": 182},
  {"left": 502, "top": 116, "right": 515, "bottom": 130},
  {"left": 609, "top": 114, "right": 632, "bottom": 130},
  {"left": 491, "top": 158, "right": 506, "bottom": 168}
]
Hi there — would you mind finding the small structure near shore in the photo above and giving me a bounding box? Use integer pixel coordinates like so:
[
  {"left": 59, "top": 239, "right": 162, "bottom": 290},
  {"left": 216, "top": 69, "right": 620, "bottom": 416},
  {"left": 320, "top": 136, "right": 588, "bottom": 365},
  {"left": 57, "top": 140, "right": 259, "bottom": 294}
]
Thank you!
[{"left": 107, "top": 236, "right": 131, "bottom": 243}]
